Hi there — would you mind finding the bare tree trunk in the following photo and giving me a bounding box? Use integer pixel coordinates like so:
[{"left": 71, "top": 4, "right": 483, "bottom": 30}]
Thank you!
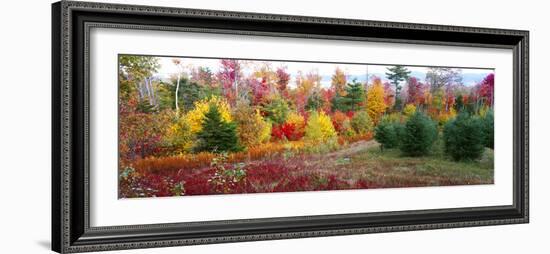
[
  {"left": 145, "top": 78, "right": 153, "bottom": 105},
  {"left": 136, "top": 81, "right": 144, "bottom": 100},
  {"left": 175, "top": 72, "right": 181, "bottom": 112}
]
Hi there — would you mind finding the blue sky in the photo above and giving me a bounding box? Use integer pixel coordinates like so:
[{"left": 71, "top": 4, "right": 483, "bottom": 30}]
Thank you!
[{"left": 155, "top": 56, "right": 493, "bottom": 88}]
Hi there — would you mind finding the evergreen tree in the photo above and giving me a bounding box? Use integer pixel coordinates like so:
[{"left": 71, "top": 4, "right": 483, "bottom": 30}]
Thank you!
[
  {"left": 454, "top": 94, "right": 464, "bottom": 113},
  {"left": 385, "top": 65, "right": 411, "bottom": 110},
  {"left": 331, "top": 79, "right": 365, "bottom": 112},
  {"left": 443, "top": 113, "right": 485, "bottom": 160},
  {"left": 399, "top": 112, "right": 437, "bottom": 156},
  {"left": 345, "top": 79, "right": 366, "bottom": 111},
  {"left": 195, "top": 104, "right": 241, "bottom": 153},
  {"left": 374, "top": 118, "right": 401, "bottom": 151}
]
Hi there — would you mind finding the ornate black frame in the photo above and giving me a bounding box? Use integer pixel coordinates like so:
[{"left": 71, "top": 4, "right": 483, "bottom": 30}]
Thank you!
[{"left": 51, "top": 1, "right": 529, "bottom": 253}]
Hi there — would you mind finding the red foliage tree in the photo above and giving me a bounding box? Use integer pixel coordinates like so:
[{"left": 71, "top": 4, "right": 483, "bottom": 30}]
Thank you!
[
  {"left": 249, "top": 76, "right": 271, "bottom": 105},
  {"left": 276, "top": 67, "right": 291, "bottom": 97},
  {"left": 406, "top": 77, "right": 423, "bottom": 105},
  {"left": 216, "top": 59, "right": 241, "bottom": 105},
  {"left": 383, "top": 81, "right": 395, "bottom": 108},
  {"left": 478, "top": 73, "right": 494, "bottom": 106}
]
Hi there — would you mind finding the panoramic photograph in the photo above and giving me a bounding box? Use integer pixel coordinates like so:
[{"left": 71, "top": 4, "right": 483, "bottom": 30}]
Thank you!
[{"left": 118, "top": 55, "right": 495, "bottom": 198}]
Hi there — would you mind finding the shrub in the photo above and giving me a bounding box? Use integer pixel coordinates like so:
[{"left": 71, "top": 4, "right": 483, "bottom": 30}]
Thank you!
[
  {"left": 119, "top": 100, "right": 172, "bottom": 162},
  {"left": 399, "top": 112, "right": 437, "bottom": 156},
  {"left": 350, "top": 111, "right": 373, "bottom": 135},
  {"left": 195, "top": 104, "right": 241, "bottom": 153},
  {"left": 207, "top": 153, "right": 247, "bottom": 194},
  {"left": 374, "top": 117, "right": 402, "bottom": 150},
  {"left": 234, "top": 103, "right": 271, "bottom": 147},
  {"left": 482, "top": 109, "right": 494, "bottom": 149},
  {"left": 272, "top": 122, "right": 299, "bottom": 141},
  {"left": 272, "top": 111, "right": 306, "bottom": 141},
  {"left": 331, "top": 111, "right": 354, "bottom": 136},
  {"left": 163, "top": 114, "right": 194, "bottom": 154},
  {"left": 304, "top": 137, "right": 340, "bottom": 154},
  {"left": 304, "top": 111, "right": 337, "bottom": 143},
  {"left": 286, "top": 112, "right": 306, "bottom": 134},
  {"left": 443, "top": 113, "right": 486, "bottom": 160}
]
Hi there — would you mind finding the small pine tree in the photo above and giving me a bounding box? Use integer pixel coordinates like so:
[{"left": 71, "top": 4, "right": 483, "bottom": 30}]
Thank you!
[
  {"left": 399, "top": 112, "right": 437, "bottom": 156},
  {"left": 443, "top": 113, "right": 485, "bottom": 160},
  {"left": 374, "top": 117, "right": 401, "bottom": 151},
  {"left": 344, "top": 79, "right": 366, "bottom": 111},
  {"left": 195, "top": 104, "right": 241, "bottom": 153}
]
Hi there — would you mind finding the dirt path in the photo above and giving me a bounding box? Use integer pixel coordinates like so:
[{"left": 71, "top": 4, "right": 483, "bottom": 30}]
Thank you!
[{"left": 325, "top": 140, "right": 379, "bottom": 159}]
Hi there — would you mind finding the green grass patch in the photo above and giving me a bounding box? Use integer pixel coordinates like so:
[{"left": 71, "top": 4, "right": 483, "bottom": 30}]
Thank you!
[{"left": 348, "top": 144, "right": 494, "bottom": 186}]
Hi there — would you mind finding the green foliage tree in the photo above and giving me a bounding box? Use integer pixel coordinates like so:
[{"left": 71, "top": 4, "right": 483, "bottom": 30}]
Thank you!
[
  {"left": 399, "top": 112, "right": 437, "bottom": 156},
  {"left": 385, "top": 65, "right": 411, "bottom": 110},
  {"left": 262, "top": 97, "right": 290, "bottom": 124},
  {"left": 350, "top": 111, "right": 373, "bottom": 135},
  {"left": 195, "top": 104, "right": 241, "bottom": 153},
  {"left": 482, "top": 109, "right": 494, "bottom": 149},
  {"left": 443, "top": 113, "right": 485, "bottom": 160}
]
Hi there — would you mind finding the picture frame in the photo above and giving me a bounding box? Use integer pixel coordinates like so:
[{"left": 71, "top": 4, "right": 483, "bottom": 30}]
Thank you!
[{"left": 51, "top": 1, "right": 529, "bottom": 253}]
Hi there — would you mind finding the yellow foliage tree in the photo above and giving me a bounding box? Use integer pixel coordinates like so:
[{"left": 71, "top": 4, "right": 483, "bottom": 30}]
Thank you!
[
  {"left": 304, "top": 111, "right": 337, "bottom": 143},
  {"left": 403, "top": 103, "right": 417, "bottom": 117},
  {"left": 185, "top": 96, "right": 232, "bottom": 134},
  {"left": 164, "top": 115, "right": 194, "bottom": 153},
  {"left": 366, "top": 79, "right": 387, "bottom": 124}
]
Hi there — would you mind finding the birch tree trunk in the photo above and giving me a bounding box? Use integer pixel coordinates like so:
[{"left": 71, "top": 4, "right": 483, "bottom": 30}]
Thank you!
[{"left": 175, "top": 72, "right": 181, "bottom": 112}]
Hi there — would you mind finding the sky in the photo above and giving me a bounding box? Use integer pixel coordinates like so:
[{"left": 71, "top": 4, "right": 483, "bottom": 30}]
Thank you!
[{"left": 154, "top": 56, "right": 493, "bottom": 88}]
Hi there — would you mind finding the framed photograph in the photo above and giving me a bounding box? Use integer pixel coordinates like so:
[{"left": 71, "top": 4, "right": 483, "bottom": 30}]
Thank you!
[{"left": 52, "top": 1, "right": 529, "bottom": 253}]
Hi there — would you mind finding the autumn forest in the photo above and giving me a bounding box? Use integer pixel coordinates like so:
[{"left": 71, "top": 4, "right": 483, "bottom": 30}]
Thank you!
[{"left": 118, "top": 55, "right": 495, "bottom": 198}]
